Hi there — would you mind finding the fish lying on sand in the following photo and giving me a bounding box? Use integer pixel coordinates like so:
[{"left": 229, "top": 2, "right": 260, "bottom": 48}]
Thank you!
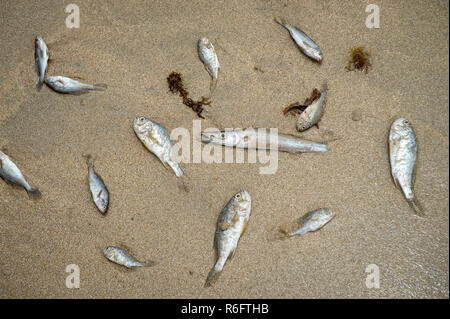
[
  {"left": 133, "top": 116, "right": 184, "bottom": 177},
  {"left": 35, "top": 36, "right": 49, "bottom": 90},
  {"left": 297, "top": 83, "right": 327, "bottom": 132},
  {"left": 0, "top": 150, "right": 41, "bottom": 199},
  {"left": 201, "top": 129, "right": 328, "bottom": 153},
  {"left": 84, "top": 154, "right": 109, "bottom": 214},
  {"left": 280, "top": 208, "right": 335, "bottom": 237},
  {"left": 103, "top": 246, "right": 155, "bottom": 268},
  {"left": 205, "top": 191, "right": 252, "bottom": 287},
  {"left": 389, "top": 118, "right": 424, "bottom": 216},
  {"left": 198, "top": 37, "right": 220, "bottom": 96},
  {"left": 274, "top": 17, "right": 322, "bottom": 62},
  {"left": 45, "top": 76, "right": 107, "bottom": 94}
]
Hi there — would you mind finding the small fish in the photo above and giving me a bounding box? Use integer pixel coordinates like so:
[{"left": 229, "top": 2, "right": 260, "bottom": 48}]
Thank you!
[
  {"left": 84, "top": 155, "right": 109, "bottom": 214},
  {"left": 198, "top": 37, "right": 220, "bottom": 96},
  {"left": 274, "top": 17, "right": 323, "bottom": 62},
  {"left": 389, "top": 118, "right": 423, "bottom": 216},
  {"left": 103, "top": 246, "right": 155, "bottom": 268},
  {"left": 133, "top": 116, "right": 184, "bottom": 177},
  {"left": 201, "top": 128, "right": 328, "bottom": 153},
  {"left": 205, "top": 191, "right": 251, "bottom": 287},
  {"left": 0, "top": 150, "right": 41, "bottom": 199},
  {"left": 45, "top": 76, "right": 107, "bottom": 94},
  {"left": 283, "top": 208, "right": 335, "bottom": 237},
  {"left": 35, "top": 36, "right": 49, "bottom": 90},
  {"left": 297, "top": 83, "right": 327, "bottom": 132}
]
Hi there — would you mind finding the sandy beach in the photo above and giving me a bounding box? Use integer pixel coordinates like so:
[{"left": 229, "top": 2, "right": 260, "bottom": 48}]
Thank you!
[{"left": 0, "top": 0, "right": 448, "bottom": 298}]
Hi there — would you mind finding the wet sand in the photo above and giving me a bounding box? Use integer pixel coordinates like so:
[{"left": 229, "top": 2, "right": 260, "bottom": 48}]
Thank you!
[{"left": 0, "top": 0, "right": 448, "bottom": 298}]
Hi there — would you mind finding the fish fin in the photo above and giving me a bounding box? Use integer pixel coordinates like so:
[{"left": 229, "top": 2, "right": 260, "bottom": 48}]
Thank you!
[
  {"left": 27, "top": 188, "right": 42, "bottom": 200},
  {"left": 240, "top": 220, "right": 248, "bottom": 237},
  {"left": 204, "top": 267, "right": 221, "bottom": 287},
  {"left": 97, "top": 189, "right": 103, "bottom": 197},
  {"left": 0, "top": 158, "right": 2, "bottom": 169},
  {"left": 91, "top": 83, "right": 108, "bottom": 91},
  {"left": 36, "top": 81, "right": 44, "bottom": 91},
  {"left": 393, "top": 176, "right": 400, "bottom": 189},
  {"left": 228, "top": 248, "right": 236, "bottom": 261},
  {"left": 407, "top": 197, "right": 425, "bottom": 217},
  {"left": 168, "top": 161, "right": 184, "bottom": 177}
]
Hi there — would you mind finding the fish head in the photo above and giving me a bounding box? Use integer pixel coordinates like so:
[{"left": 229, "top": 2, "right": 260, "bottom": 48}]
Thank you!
[
  {"left": 44, "top": 76, "right": 61, "bottom": 88},
  {"left": 103, "top": 246, "right": 117, "bottom": 260},
  {"left": 391, "top": 118, "right": 414, "bottom": 137},
  {"left": 296, "top": 116, "right": 312, "bottom": 132},
  {"left": 133, "top": 116, "right": 153, "bottom": 136},
  {"left": 201, "top": 130, "right": 237, "bottom": 146},
  {"left": 96, "top": 196, "right": 108, "bottom": 214},
  {"left": 231, "top": 190, "right": 252, "bottom": 214},
  {"left": 198, "top": 37, "right": 212, "bottom": 50},
  {"left": 318, "top": 208, "right": 335, "bottom": 221}
]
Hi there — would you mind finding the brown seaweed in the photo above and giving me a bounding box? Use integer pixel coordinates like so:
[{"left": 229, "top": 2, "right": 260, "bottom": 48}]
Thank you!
[
  {"left": 283, "top": 88, "right": 321, "bottom": 115},
  {"left": 346, "top": 46, "right": 371, "bottom": 73},
  {"left": 167, "top": 72, "right": 211, "bottom": 119}
]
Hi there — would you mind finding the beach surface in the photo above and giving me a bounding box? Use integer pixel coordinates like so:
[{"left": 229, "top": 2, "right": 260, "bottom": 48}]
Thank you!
[{"left": 0, "top": 0, "right": 448, "bottom": 298}]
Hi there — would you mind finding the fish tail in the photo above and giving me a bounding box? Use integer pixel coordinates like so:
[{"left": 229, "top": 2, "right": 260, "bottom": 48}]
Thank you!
[
  {"left": 407, "top": 197, "right": 425, "bottom": 217},
  {"left": 91, "top": 83, "right": 108, "bottom": 91},
  {"left": 168, "top": 161, "right": 184, "bottom": 177},
  {"left": 274, "top": 17, "right": 287, "bottom": 27},
  {"left": 321, "top": 82, "right": 328, "bottom": 92},
  {"left": 36, "top": 80, "right": 44, "bottom": 91},
  {"left": 209, "top": 78, "right": 218, "bottom": 97},
  {"left": 27, "top": 188, "right": 42, "bottom": 200},
  {"left": 311, "top": 142, "right": 328, "bottom": 153},
  {"left": 204, "top": 267, "right": 222, "bottom": 287},
  {"left": 140, "top": 261, "right": 156, "bottom": 267},
  {"left": 83, "top": 154, "right": 94, "bottom": 167}
]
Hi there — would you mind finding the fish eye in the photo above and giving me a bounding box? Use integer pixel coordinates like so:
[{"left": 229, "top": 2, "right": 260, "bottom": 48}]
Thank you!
[
  {"left": 139, "top": 117, "right": 145, "bottom": 121},
  {"left": 235, "top": 194, "right": 241, "bottom": 199},
  {"left": 220, "top": 133, "right": 226, "bottom": 138}
]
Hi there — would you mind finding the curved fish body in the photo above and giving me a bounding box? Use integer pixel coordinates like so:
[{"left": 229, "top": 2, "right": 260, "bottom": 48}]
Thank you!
[
  {"left": 85, "top": 155, "right": 109, "bottom": 214},
  {"left": 133, "top": 116, "right": 184, "bottom": 177},
  {"left": 201, "top": 128, "right": 328, "bottom": 153},
  {"left": 297, "top": 83, "right": 327, "bottom": 131},
  {"left": 45, "top": 76, "right": 107, "bottom": 94},
  {"left": 0, "top": 151, "right": 41, "bottom": 199},
  {"left": 274, "top": 18, "right": 322, "bottom": 62},
  {"left": 205, "top": 190, "right": 251, "bottom": 287},
  {"left": 198, "top": 37, "right": 220, "bottom": 96},
  {"left": 288, "top": 208, "right": 335, "bottom": 237},
  {"left": 389, "top": 118, "right": 423, "bottom": 216},
  {"left": 35, "top": 36, "right": 49, "bottom": 90},
  {"left": 103, "top": 246, "right": 155, "bottom": 268}
]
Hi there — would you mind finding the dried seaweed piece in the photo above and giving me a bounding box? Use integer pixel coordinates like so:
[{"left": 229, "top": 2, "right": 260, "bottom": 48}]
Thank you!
[
  {"left": 283, "top": 88, "right": 321, "bottom": 115},
  {"left": 167, "top": 72, "right": 211, "bottom": 119},
  {"left": 346, "top": 46, "right": 371, "bottom": 73}
]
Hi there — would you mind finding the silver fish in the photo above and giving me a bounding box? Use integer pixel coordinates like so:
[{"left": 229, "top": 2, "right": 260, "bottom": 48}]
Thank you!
[
  {"left": 389, "top": 118, "right": 423, "bottom": 216},
  {"left": 198, "top": 37, "right": 220, "bottom": 96},
  {"left": 45, "top": 76, "right": 107, "bottom": 94},
  {"left": 133, "top": 116, "right": 184, "bottom": 177},
  {"left": 274, "top": 17, "right": 323, "bottom": 62},
  {"left": 297, "top": 83, "right": 327, "bottom": 132},
  {"left": 103, "top": 246, "right": 155, "bottom": 268},
  {"left": 35, "top": 36, "right": 49, "bottom": 90},
  {"left": 285, "top": 208, "right": 335, "bottom": 237},
  {"left": 201, "top": 128, "right": 328, "bottom": 153},
  {"left": 205, "top": 190, "right": 251, "bottom": 287},
  {"left": 0, "top": 150, "right": 41, "bottom": 199},
  {"left": 85, "top": 155, "right": 109, "bottom": 214}
]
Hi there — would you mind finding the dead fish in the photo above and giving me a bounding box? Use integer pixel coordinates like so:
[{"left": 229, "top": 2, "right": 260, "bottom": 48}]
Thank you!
[
  {"left": 84, "top": 154, "right": 109, "bottom": 214},
  {"left": 35, "top": 36, "right": 49, "bottom": 90},
  {"left": 297, "top": 83, "right": 327, "bottom": 132},
  {"left": 205, "top": 191, "right": 251, "bottom": 287},
  {"left": 284, "top": 208, "right": 335, "bottom": 237},
  {"left": 274, "top": 17, "right": 323, "bottom": 62},
  {"left": 389, "top": 118, "right": 423, "bottom": 216},
  {"left": 45, "top": 76, "right": 107, "bottom": 94},
  {"left": 0, "top": 150, "right": 41, "bottom": 199},
  {"left": 103, "top": 246, "right": 155, "bottom": 268},
  {"left": 133, "top": 116, "right": 184, "bottom": 177},
  {"left": 201, "top": 128, "right": 328, "bottom": 153},
  {"left": 198, "top": 37, "right": 220, "bottom": 96}
]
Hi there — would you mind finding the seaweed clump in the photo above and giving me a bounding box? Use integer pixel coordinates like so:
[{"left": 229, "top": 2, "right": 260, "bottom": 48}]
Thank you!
[
  {"left": 282, "top": 87, "right": 321, "bottom": 116},
  {"left": 346, "top": 46, "right": 371, "bottom": 73},
  {"left": 167, "top": 72, "right": 211, "bottom": 119}
]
